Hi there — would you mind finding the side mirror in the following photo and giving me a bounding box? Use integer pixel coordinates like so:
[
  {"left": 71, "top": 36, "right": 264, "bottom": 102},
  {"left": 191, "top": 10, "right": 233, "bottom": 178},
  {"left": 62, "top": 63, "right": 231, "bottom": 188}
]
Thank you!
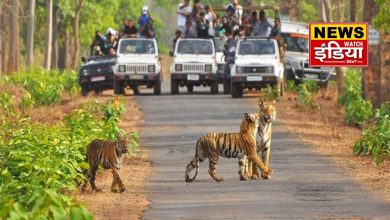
[
  {"left": 81, "top": 56, "right": 87, "bottom": 63},
  {"left": 169, "top": 51, "right": 174, "bottom": 57}
]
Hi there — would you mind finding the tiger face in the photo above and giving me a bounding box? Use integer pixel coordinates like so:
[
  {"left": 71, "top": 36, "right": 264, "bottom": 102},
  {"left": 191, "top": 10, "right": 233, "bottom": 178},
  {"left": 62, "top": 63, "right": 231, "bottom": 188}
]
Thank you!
[
  {"left": 241, "top": 113, "right": 261, "bottom": 134},
  {"left": 116, "top": 136, "right": 129, "bottom": 154},
  {"left": 258, "top": 99, "right": 276, "bottom": 123}
]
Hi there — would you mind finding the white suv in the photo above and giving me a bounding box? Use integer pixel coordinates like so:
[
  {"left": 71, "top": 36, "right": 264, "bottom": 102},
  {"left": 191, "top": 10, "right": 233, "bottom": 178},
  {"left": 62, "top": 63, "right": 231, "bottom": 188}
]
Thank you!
[
  {"left": 170, "top": 38, "right": 218, "bottom": 94},
  {"left": 230, "top": 38, "right": 284, "bottom": 98},
  {"left": 114, "top": 38, "right": 161, "bottom": 95}
]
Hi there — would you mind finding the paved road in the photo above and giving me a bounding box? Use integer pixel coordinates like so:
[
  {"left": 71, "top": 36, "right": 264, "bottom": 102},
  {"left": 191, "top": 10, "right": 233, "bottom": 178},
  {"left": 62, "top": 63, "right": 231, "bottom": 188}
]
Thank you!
[{"left": 135, "top": 82, "right": 390, "bottom": 219}]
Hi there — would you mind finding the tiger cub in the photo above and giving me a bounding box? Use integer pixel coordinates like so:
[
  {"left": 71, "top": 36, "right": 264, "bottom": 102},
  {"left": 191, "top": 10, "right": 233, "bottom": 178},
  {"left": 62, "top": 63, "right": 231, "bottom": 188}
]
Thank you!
[
  {"left": 185, "top": 113, "right": 273, "bottom": 182},
  {"left": 246, "top": 99, "right": 276, "bottom": 180},
  {"left": 82, "top": 135, "right": 129, "bottom": 193}
]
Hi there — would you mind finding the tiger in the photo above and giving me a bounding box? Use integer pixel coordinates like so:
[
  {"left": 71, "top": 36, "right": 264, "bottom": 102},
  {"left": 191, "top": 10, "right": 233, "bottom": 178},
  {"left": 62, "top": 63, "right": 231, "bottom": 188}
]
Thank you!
[
  {"left": 246, "top": 99, "right": 276, "bottom": 180},
  {"left": 185, "top": 113, "right": 273, "bottom": 182},
  {"left": 82, "top": 135, "right": 129, "bottom": 193}
]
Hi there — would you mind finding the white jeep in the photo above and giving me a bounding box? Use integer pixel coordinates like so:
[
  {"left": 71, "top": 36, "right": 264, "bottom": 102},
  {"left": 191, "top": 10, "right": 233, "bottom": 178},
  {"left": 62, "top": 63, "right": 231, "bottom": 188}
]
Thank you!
[
  {"left": 170, "top": 38, "right": 218, "bottom": 94},
  {"left": 114, "top": 38, "right": 161, "bottom": 95},
  {"left": 230, "top": 37, "right": 284, "bottom": 98}
]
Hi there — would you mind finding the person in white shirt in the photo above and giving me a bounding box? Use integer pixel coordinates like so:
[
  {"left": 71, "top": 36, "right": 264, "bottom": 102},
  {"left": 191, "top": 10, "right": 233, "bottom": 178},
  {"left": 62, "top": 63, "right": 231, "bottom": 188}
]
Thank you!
[
  {"left": 204, "top": 5, "right": 217, "bottom": 37},
  {"left": 177, "top": 0, "right": 192, "bottom": 35}
]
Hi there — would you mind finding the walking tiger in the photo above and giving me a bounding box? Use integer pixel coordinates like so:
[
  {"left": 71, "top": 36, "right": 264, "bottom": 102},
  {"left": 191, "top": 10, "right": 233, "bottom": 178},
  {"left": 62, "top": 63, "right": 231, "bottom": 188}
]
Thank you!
[
  {"left": 82, "top": 135, "right": 129, "bottom": 193},
  {"left": 185, "top": 113, "right": 273, "bottom": 182}
]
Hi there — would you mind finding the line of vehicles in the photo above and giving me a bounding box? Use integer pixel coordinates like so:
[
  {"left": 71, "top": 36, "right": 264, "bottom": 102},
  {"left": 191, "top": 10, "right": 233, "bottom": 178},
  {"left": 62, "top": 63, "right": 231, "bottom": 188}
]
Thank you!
[{"left": 78, "top": 20, "right": 335, "bottom": 98}]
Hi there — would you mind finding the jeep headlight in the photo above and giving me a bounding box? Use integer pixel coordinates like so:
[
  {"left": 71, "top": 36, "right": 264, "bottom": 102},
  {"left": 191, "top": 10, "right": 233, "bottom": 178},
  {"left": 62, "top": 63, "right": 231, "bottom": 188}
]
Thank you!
[
  {"left": 236, "top": 66, "right": 243, "bottom": 74},
  {"left": 118, "top": 65, "right": 126, "bottom": 72},
  {"left": 287, "top": 60, "right": 302, "bottom": 69},
  {"left": 205, "top": 64, "right": 212, "bottom": 72},
  {"left": 148, "top": 65, "right": 155, "bottom": 73},
  {"left": 82, "top": 69, "right": 88, "bottom": 76},
  {"left": 175, "top": 64, "right": 183, "bottom": 71},
  {"left": 266, "top": 66, "right": 274, "bottom": 73}
]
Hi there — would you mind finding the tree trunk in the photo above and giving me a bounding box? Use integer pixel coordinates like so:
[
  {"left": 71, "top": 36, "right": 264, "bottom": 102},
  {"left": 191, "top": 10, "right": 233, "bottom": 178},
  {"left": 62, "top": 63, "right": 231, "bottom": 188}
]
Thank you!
[
  {"left": 51, "top": 5, "right": 59, "bottom": 69},
  {"left": 72, "top": 0, "right": 83, "bottom": 70},
  {"left": 65, "top": 33, "right": 72, "bottom": 69},
  {"left": 322, "top": 0, "right": 333, "bottom": 22},
  {"left": 44, "top": 0, "right": 53, "bottom": 70},
  {"left": 362, "top": 0, "right": 380, "bottom": 104},
  {"left": 350, "top": 0, "right": 357, "bottom": 22},
  {"left": 318, "top": 0, "right": 326, "bottom": 22},
  {"left": 26, "top": 0, "right": 36, "bottom": 67},
  {"left": 8, "top": 0, "right": 19, "bottom": 73},
  {"left": 0, "top": 1, "right": 7, "bottom": 73},
  {"left": 379, "top": 32, "right": 390, "bottom": 104},
  {"left": 289, "top": 0, "right": 300, "bottom": 21},
  {"left": 0, "top": 2, "right": 2, "bottom": 76},
  {"left": 334, "top": 0, "right": 345, "bottom": 22}
]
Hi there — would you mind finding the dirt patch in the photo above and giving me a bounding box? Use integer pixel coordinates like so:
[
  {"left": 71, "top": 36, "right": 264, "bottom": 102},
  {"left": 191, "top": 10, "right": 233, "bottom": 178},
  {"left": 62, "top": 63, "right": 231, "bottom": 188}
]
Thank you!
[
  {"left": 277, "top": 84, "right": 390, "bottom": 202},
  {"left": 161, "top": 54, "right": 172, "bottom": 80},
  {"left": 77, "top": 94, "right": 150, "bottom": 220}
]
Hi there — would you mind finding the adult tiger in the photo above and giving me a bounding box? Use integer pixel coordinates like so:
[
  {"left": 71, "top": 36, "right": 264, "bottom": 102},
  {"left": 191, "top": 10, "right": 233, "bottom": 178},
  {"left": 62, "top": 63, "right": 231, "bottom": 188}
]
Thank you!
[
  {"left": 246, "top": 99, "right": 276, "bottom": 180},
  {"left": 185, "top": 113, "right": 273, "bottom": 182},
  {"left": 82, "top": 135, "right": 129, "bottom": 193}
]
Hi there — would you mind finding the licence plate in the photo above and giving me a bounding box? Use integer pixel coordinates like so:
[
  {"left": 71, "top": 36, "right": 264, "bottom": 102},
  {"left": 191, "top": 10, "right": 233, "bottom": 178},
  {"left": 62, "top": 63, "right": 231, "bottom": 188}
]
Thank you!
[
  {"left": 305, "top": 74, "right": 318, "bottom": 79},
  {"left": 187, "top": 74, "right": 199, "bottom": 81},
  {"left": 91, "top": 76, "right": 105, "bottom": 82},
  {"left": 130, "top": 75, "right": 144, "bottom": 80},
  {"left": 247, "top": 76, "right": 263, "bottom": 81}
]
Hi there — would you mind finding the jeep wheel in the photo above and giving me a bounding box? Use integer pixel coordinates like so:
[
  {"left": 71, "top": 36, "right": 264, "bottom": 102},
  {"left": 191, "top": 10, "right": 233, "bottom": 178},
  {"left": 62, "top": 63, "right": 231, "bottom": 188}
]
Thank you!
[
  {"left": 210, "top": 81, "right": 218, "bottom": 94},
  {"left": 187, "top": 85, "right": 194, "bottom": 93},
  {"left": 154, "top": 76, "right": 161, "bottom": 95},
  {"left": 223, "top": 78, "right": 231, "bottom": 94},
  {"left": 114, "top": 79, "right": 125, "bottom": 95},
  {"left": 171, "top": 79, "right": 179, "bottom": 95},
  {"left": 231, "top": 82, "right": 243, "bottom": 98},
  {"left": 81, "top": 85, "right": 89, "bottom": 96}
]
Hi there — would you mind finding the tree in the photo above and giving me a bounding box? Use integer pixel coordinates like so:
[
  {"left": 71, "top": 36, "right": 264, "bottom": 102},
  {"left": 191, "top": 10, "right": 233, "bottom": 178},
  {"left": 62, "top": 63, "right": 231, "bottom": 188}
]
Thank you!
[
  {"left": 279, "top": 0, "right": 300, "bottom": 21},
  {"left": 26, "top": 0, "right": 36, "bottom": 67},
  {"left": 0, "top": 1, "right": 2, "bottom": 76},
  {"left": 44, "top": 0, "right": 53, "bottom": 70},
  {"left": 8, "top": 0, "right": 19, "bottom": 73},
  {"left": 0, "top": 1, "right": 7, "bottom": 73},
  {"left": 350, "top": 0, "right": 357, "bottom": 22},
  {"left": 72, "top": 0, "right": 83, "bottom": 69}
]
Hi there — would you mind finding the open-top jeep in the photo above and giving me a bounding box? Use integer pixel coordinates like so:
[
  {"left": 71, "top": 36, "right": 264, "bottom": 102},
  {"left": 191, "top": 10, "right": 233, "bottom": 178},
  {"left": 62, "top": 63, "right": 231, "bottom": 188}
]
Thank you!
[
  {"left": 78, "top": 55, "right": 116, "bottom": 96},
  {"left": 170, "top": 38, "right": 218, "bottom": 94},
  {"left": 230, "top": 37, "right": 284, "bottom": 98},
  {"left": 113, "top": 38, "right": 161, "bottom": 95}
]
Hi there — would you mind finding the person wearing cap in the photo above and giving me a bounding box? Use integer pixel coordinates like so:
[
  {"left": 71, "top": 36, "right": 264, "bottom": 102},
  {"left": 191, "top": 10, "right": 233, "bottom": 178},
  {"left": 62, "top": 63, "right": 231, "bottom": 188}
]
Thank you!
[
  {"left": 196, "top": 11, "right": 211, "bottom": 38},
  {"left": 103, "top": 28, "right": 118, "bottom": 54},
  {"left": 177, "top": 0, "right": 192, "bottom": 35},
  {"left": 226, "top": 0, "right": 243, "bottom": 25},
  {"left": 252, "top": 10, "right": 273, "bottom": 37},
  {"left": 138, "top": 5, "right": 153, "bottom": 33}
]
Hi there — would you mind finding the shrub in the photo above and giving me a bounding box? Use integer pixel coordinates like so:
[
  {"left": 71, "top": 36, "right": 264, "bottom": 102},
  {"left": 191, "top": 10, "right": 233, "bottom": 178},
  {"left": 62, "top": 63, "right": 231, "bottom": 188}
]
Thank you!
[
  {"left": 339, "top": 68, "right": 373, "bottom": 126},
  {"left": 285, "top": 80, "right": 298, "bottom": 92},
  {"left": 261, "top": 85, "right": 280, "bottom": 102},
  {"left": 353, "top": 102, "right": 390, "bottom": 165},
  {"left": 297, "top": 80, "right": 320, "bottom": 109}
]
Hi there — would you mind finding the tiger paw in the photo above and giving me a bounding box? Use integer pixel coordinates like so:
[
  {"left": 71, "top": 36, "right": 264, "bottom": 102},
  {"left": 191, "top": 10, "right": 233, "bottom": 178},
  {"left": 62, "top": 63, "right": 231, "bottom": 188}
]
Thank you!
[
  {"left": 216, "top": 177, "right": 224, "bottom": 182},
  {"left": 111, "top": 188, "right": 119, "bottom": 193},
  {"left": 240, "top": 175, "right": 249, "bottom": 181},
  {"left": 251, "top": 174, "right": 260, "bottom": 180}
]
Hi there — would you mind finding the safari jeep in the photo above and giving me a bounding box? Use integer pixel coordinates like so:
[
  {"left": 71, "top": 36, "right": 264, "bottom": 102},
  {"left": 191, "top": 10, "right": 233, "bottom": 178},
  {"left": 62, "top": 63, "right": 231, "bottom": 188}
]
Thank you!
[
  {"left": 230, "top": 37, "right": 284, "bottom": 98},
  {"left": 282, "top": 21, "right": 334, "bottom": 86},
  {"left": 113, "top": 38, "right": 161, "bottom": 95},
  {"left": 170, "top": 38, "right": 218, "bottom": 94},
  {"left": 78, "top": 55, "right": 116, "bottom": 96}
]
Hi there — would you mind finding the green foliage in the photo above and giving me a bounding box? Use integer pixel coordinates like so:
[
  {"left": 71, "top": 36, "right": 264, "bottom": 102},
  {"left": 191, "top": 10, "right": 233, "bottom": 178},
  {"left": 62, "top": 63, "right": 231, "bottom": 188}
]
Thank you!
[
  {"left": 373, "top": 0, "right": 390, "bottom": 31},
  {"left": 261, "top": 85, "right": 280, "bottom": 102},
  {"left": 339, "top": 68, "right": 373, "bottom": 126},
  {"left": 4, "top": 69, "right": 79, "bottom": 107},
  {"left": 0, "top": 92, "right": 13, "bottom": 111},
  {"left": 297, "top": 80, "right": 320, "bottom": 109},
  {"left": 0, "top": 98, "right": 135, "bottom": 219},
  {"left": 300, "top": 0, "right": 320, "bottom": 22},
  {"left": 285, "top": 80, "right": 298, "bottom": 92},
  {"left": 354, "top": 102, "right": 390, "bottom": 165}
]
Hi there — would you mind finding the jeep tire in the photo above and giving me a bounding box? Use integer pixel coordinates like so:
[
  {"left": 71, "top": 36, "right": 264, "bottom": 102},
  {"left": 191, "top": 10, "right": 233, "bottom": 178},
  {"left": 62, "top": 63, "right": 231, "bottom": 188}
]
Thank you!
[
  {"left": 114, "top": 78, "right": 125, "bottom": 95},
  {"left": 154, "top": 76, "right": 161, "bottom": 95},
  {"left": 171, "top": 79, "right": 179, "bottom": 95},
  {"left": 210, "top": 81, "right": 219, "bottom": 94},
  {"left": 187, "top": 85, "right": 194, "bottom": 93},
  {"left": 223, "top": 78, "right": 231, "bottom": 94},
  {"left": 231, "top": 82, "right": 243, "bottom": 98},
  {"left": 81, "top": 85, "right": 89, "bottom": 97}
]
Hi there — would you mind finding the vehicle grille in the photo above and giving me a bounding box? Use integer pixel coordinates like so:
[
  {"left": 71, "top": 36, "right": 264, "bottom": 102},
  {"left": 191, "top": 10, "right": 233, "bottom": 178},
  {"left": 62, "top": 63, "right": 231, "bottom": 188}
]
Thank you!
[
  {"left": 126, "top": 65, "right": 147, "bottom": 73},
  {"left": 89, "top": 66, "right": 112, "bottom": 74},
  {"left": 242, "top": 66, "right": 269, "bottom": 74},
  {"left": 183, "top": 64, "right": 204, "bottom": 72}
]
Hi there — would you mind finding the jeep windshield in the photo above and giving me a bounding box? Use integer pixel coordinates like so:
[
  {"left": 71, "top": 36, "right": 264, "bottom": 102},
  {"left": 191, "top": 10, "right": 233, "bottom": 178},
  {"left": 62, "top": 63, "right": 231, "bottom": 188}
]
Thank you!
[
  {"left": 176, "top": 40, "right": 213, "bottom": 55},
  {"left": 237, "top": 40, "right": 275, "bottom": 55},
  {"left": 282, "top": 33, "right": 309, "bottom": 53},
  {"left": 118, "top": 39, "right": 156, "bottom": 55}
]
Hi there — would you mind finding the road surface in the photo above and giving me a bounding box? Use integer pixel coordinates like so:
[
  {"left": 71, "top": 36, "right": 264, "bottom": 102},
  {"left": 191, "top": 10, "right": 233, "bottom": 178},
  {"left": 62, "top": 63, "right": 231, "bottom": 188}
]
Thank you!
[{"left": 135, "top": 82, "right": 390, "bottom": 219}]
